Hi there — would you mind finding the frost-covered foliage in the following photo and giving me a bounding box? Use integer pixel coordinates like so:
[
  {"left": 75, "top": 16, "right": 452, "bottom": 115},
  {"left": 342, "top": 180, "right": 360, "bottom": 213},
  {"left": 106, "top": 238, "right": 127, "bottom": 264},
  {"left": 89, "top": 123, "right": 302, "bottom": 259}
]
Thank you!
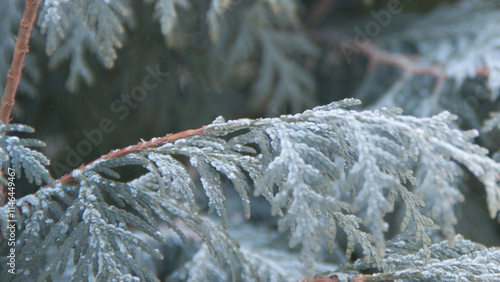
[
  {"left": 326, "top": 235, "right": 500, "bottom": 281},
  {"left": 2, "top": 99, "right": 500, "bottom": 280},
  {"left": 378, "top": 235, "right": 500, "bottom": 281},
  {"left": 2, "top": 0, "right": 500, "bottom": 281},
  {"left": 319, "top": 0, "right": 500, "bottom": 170},
  {"left": 392, "top": 0, "right": 500, "bottom": 97},
  {"left": 0, "top": 123, "right": 53, "bottom": 187}
]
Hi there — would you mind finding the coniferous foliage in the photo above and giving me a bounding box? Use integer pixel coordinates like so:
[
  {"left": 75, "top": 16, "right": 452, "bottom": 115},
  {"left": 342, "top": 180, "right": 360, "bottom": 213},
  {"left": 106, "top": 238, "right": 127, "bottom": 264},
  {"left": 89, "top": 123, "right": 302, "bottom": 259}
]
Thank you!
[
  {"left": 2, "top": 99, "right": 500, "bottom": 280},
  {"left": 327, "top": 0, "right": 500, "bottom": 132},
  {"left": 331, "top": 235, "right": 500, "bottom": 281},
  {"left": 1, "top": 0, "right": 500, "bottom": 281},
  {"left": 0, "top": 123, "right": 52, "bottom": 187}
]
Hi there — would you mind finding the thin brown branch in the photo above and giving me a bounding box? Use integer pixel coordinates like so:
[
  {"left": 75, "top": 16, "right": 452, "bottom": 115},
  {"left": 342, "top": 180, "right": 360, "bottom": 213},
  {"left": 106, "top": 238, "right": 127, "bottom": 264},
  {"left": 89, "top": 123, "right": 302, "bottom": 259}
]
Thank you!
[
  {"left": 310, "top": 29, "right": 491, "bottom": 80},
  {"left": 56, "top": 126, "right": 207, "bottom": 185},
  {"left": 310, "top": 30, "right": 445, "bottom": 78},
  {"left": 0, "top": 0, "right": 41, "bottom": 125},
  {"left": 346, "top": 42, "right": 445, "bottom": 78},
  {"left": 0, "top": 0, "right": 42, "bottom": 206}
]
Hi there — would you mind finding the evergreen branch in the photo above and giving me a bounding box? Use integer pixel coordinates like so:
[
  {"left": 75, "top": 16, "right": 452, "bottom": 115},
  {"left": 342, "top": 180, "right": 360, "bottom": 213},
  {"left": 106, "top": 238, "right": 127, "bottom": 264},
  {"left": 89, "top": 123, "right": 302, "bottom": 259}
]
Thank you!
[
  {"left": 0, "top": 0, "right": 41, "bottom": 206},
  {"left": 0, "top": 0, "right": 41, "bottom": 125},
  {"left": 3, "top": 98, "right": 500, "bottom": 279},
  {"left": 57, "top": 126, "right": 206, "bottom": 185}
]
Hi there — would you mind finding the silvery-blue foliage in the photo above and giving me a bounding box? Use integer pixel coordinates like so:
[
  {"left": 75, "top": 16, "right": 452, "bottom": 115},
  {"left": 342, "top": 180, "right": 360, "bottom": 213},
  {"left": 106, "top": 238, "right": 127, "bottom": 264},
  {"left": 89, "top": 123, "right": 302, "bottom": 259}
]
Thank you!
[
  {"left": 1, "top": 99, "right": 500, "bottom": 280},
  {"left": 0, "top": 123, "right": 53, "bottom": 187},
  {"left": 343, "top": 235, "right": 500, "bottom": 281},
  {"left": 1, "top": 0, "right": 500, "bottom": 281}
]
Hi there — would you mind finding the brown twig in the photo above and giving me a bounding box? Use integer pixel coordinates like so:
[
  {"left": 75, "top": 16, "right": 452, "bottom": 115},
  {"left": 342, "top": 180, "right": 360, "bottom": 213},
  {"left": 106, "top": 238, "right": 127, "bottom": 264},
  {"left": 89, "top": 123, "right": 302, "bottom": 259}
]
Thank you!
[
  {"left": 310, "top": 29, "right": 491, "bottom": 80},
  {"left": 346, "top": 42, "right": 445, "bottom": 78},
  {"left": 56, "top": 126, "right": 207, "bottom": 185},
  {"left": 0, "top": 0, "right": 41, "bottom": 125},
  {"left": 0, "top": 0, "right": 42, "bottom": 206},
  {"left": 342, "top": 41, "right": 490, "bottom": 83}
]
